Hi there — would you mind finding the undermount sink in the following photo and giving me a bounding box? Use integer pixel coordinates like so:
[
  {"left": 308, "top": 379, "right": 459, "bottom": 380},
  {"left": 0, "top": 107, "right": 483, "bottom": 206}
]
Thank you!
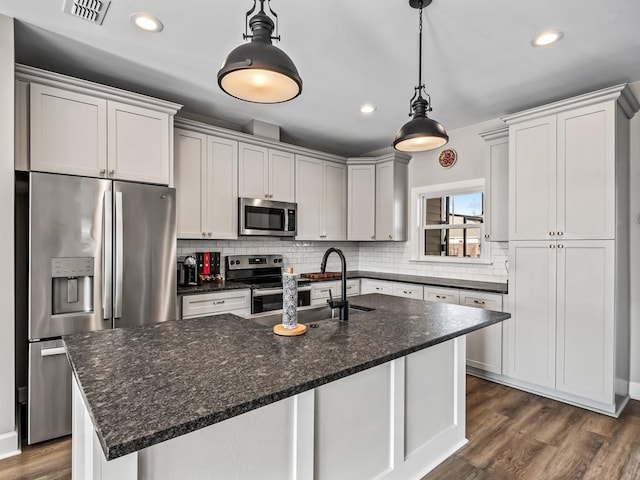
[{"left": 251, "top": 304, "right": 374, "bottom": 328}]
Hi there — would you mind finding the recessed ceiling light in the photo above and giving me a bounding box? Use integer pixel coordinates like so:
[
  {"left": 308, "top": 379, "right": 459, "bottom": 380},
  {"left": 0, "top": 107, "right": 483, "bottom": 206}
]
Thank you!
[
  {"left": 531, "top": 30, "right": 563, "bottom": 47},
  {"left": 360, "top": 104, "right": 377, "bottom": 114},
  {"left": 130, "top": 13, "right": 163, "bottom": 32}
]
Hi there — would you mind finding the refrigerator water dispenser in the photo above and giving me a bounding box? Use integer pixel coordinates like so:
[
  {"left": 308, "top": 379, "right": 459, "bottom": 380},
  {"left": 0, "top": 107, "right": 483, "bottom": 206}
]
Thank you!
[{"left": 51, "top": 257, "right": 94, "bottom": 315}]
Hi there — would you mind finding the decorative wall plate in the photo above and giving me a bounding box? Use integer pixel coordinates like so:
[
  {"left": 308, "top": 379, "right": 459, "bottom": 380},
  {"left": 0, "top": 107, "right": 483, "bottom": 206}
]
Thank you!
[{"left": 438, "top": 148, "right": 457, "bottom": 169}]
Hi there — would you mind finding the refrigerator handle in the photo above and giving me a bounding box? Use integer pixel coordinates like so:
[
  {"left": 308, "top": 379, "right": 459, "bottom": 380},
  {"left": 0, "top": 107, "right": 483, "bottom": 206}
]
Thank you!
[
  {"left": 103, "top": 190, "right": 113, "bottom": 321},
  {"left": 115, "top": 191, "right": 124, "bottom": 321}
]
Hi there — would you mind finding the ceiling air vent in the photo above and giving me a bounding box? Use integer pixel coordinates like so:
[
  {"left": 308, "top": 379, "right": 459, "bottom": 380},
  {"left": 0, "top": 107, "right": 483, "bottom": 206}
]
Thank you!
[{"left": 63, "top": 0, "right": 111, "bottom": 25}]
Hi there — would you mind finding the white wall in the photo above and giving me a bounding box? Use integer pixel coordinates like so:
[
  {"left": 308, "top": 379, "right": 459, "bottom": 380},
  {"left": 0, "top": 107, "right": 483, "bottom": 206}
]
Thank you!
[
  {"left": 0, "top": 14, "right": 18, "bottom": 459},
  {"left": 358, "top": 119, "right": 509, "bottom": 283}
]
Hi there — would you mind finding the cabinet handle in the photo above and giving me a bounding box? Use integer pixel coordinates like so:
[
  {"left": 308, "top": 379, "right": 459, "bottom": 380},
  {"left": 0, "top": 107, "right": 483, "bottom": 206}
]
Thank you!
[
  {"left": 484, "top": 234, "right": 490, "bottom": 239},
  {"left": 549, "top": 231, "right": 555, "bottom": 236},
  {"left": 213, "top": 300, "right": 225, "bottom": 305},
  {"left": 403, "top": 291, "right": 410, "bottom": 294},
  {"left": 99, "top": 169, "right": 106, "bottom": 176},
  {"left": 473, "top": 300, "right": 486, "bottom": 305},
  {"left": 371, "top": 235, "right": 375, "bottom": 240},
  {"left": 108, "top": 170, "right": 115, "bottom": 177},
  {"left": 319, "top": 235, "right": 327, "bottom": 238},
  {"left": 202, "top": 232, "right": 207, "bottom": 237},
  {"left": 550, "top": 244, "right": 556, "bottom": 249},
  {"left": 557, "top": 231, "right": 564, "bottom": 236},
  {"left": 208, "top": 232, "right": 212, "bottom": 237},
  {"left": 388, "top": 235, "right": 393, "bottom": 240},
  {"left": 436, "top": 295, "right": 445, "bottom": 299},
  {"left": 558, "top": 244, "right": 564, "bottom": 249}
]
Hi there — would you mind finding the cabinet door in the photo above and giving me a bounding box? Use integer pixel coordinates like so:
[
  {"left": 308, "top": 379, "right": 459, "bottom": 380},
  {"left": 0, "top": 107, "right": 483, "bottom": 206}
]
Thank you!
[
  {"left": 423, "top": 287, "right": 460, "bottom": 304},
  {"left": 509, "top": 116, "right": 557, "bottom": 240},
  {"left": 238, "top": 143, "right": 269, "bottom": 199},
  {"left": 375, "top": 162, "right": 394, "bottom": 241},
  {"left": 174, "top": 129, "right": 206, "bottom": 239},
  {"left": 269, "top": 149, "right": 295, "bottom": 202},
  {"left": 557, "top": 103, "right": 615, "bottom": 240},
  {"left": 107, "top": 101, "right": 170, "bottom": 185},
  {"left": 324, "top": 162, "right": 347, "bottom": 241},
  {"left": 206, "top": 136, "right": 238, "bottom": 239},
  {"left": 348, "top": 165, "right": 376, "bottom": 240},
  {"left": 30, "top": 83, "right": 107, "bottom": 177},
  {"left": 485, "top": 138, "right": 509, "bottom": 242},
  {"left": 505, "top": 241, "right": 556, "bottom": 388},
  {"left": 556, "top": 240, "right": 614, "bottom": 403},
  {"left": 295, "top": 155, "right": 323, "bottom": 240},
  {"left": 460, "top": 291, "right": 503, "bottom": 374}
]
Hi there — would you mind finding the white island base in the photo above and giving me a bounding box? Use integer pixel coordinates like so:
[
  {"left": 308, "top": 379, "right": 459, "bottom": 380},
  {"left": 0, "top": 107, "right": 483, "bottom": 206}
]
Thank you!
[{"left": 73, "top": 337, "right": 466, "bottom": 480}]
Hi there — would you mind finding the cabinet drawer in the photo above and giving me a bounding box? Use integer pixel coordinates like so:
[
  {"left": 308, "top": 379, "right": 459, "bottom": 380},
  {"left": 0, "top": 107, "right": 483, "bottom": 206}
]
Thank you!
[
  {"left": 311, "top": 279, "right": 359, "bottom": 301},
  {"left": 360, "top": 279, "right": 393, "bottom": 295},
  {"left": 424, "top": 287, "right": 460, "bottom": 304},
  {"left": 391, "top": 283, "right": 423, "bottom": 300},
  {"left": 459, "top": 291, "right": 503, "bottom": 311},
  {"left": 182, "top": 289, "right": 250, "bottom": 319}
]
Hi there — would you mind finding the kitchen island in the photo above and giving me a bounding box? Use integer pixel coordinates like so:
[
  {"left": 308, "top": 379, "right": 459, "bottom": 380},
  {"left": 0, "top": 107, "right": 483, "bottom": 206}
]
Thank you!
[{"left": 65, "top": 293, "right": 510, "bottom": 480}]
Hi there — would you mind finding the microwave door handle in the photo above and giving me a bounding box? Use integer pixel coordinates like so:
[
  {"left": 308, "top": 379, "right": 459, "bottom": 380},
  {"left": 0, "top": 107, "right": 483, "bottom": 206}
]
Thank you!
[
  {"left": 103, "top": 190, "right": 113, "bottom": 322},
  {"left": 114, "top": 191, "right": 123, "bottom": 321}
]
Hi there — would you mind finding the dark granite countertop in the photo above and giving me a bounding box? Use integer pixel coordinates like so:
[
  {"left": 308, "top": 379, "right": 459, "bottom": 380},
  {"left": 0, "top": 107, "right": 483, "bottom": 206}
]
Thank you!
[
  {"left": 64, "top": 293, "right": 510, "bottom": 461},
  {"left": 309, "top": 270, "right": 508, "bottom": 294},
  {"left": 177, "top": 280, "right": 251, "bottom": 295}
]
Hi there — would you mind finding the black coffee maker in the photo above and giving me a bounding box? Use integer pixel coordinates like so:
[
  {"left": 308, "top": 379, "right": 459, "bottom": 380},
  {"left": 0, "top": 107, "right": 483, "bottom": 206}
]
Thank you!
[{"left": 177, "top": 255, "right": 198, "bottom": 286}]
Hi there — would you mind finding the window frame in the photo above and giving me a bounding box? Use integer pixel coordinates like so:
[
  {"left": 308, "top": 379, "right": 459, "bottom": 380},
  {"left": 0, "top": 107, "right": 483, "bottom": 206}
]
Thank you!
[{"left": 410, "top": 178, "right": 491, "bottom": 264}]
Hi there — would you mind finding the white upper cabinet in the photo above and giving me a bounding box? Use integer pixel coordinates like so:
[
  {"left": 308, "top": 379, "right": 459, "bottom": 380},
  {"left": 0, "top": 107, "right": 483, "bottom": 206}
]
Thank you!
[
  {"left": 507, "top": 98, "right": 617, "bottom": 241},
  {"left": 107, "top": 101, "right": 170, "bottom": 185},
  {"left": 23, "top": 68, "right": 181, "bottom": 185},
  {"left": 480, "top": 127, "right": 509, "bottom": 242},
  {"left": 295, "top": 155, "right": 346, "bottom": 241},
  {"left": 347, "top": 154, "right": 409, "bottom": 241},
  {"left": 30, "top": 83, "right": 108, "bottom": 178},
  {"left": 348, "top": 164, "right": 376, "bottom": 241},
  {"left": 238, "top": 142, "right": 295, "bottom": 202},
  {"left": 174, "top": 128, "right": 238, "bottom": 239}
]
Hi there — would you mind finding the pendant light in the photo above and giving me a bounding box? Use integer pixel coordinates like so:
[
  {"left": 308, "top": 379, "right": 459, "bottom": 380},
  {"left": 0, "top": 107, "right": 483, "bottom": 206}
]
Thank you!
[
  {"left": 394, "top": 0, "right": 449, "bottom": 152},
  {"left": 217, "top": 0, "right": 302, "bottom": 104}
]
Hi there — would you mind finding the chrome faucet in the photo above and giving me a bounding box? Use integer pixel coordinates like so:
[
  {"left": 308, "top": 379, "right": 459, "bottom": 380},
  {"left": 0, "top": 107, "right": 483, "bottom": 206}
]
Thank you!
[{"left": 320, "top": 247, "right": 349, "bottom": 322}]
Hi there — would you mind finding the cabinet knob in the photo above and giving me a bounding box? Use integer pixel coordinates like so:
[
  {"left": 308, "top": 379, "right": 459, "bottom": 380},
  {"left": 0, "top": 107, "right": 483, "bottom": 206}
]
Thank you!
[
  {"left": 371, "top": 235, "right": 375, "bottom": 240},
  {"left": 557, "top": 231, "right": 564, "bottom": 236},
  {"left": 549, "top": 231, "right": 555, "bottom": 236},
  {"left": 208, "top": 232, "right": 212, "bottom": 237},
  {"left": 558, "top": 244, "right": 564, "bottom": 249},
  {"left": 388, "top": 235, "right": 392, "bottom": 240},
  {"left": 484, "top": 234, "right": 490, "bottom": 239},
  {"left": 202, "top": 232, "right": 206, "bottom": 237},
  {"left": 550, "top": 244, "right": 555, "bottom": 249}
]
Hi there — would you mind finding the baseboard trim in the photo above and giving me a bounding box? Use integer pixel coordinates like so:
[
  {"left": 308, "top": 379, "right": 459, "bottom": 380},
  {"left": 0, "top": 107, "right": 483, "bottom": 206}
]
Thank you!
[
  {"left": 0, "top": 430, "right": 20, "bottom": 460},
  {"left": 630, "top": 381, "right": 640, "bottom": 400}
]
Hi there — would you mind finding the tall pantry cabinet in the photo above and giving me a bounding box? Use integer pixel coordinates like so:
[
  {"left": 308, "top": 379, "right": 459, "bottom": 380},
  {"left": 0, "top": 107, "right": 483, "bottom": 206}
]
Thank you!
[{"left": 503, "top": 85, "right": 638, "bottom": 415}]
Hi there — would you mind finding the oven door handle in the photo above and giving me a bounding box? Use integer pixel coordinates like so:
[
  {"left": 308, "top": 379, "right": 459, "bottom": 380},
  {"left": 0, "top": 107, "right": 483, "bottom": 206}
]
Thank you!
[
  {"left": 252, "top": 288, "right": 284, "bottom": 297},
  {"left": 298, "top": 285, "right": 312, "bottom": 292}
]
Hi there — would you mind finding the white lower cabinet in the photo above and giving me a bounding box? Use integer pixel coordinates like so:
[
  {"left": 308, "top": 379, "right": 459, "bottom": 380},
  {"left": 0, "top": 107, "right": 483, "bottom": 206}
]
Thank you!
[
  {"left": 311, "top": 279, "right": 360, "bottom": 306},
  {"left": 181, "top": 289, "right": 251, "bottom": 319},
  {"left": 360, "top": 278, "right": 394, "bottom": 295},
  {"left": 424, "top": 286, "right": 504, "bottom": 375},
  {"left": 391, "top": 282, "right": 424, "bottom": 300},
  {"left": 506, "top": 240, "right": 617, "bottom": 408}
]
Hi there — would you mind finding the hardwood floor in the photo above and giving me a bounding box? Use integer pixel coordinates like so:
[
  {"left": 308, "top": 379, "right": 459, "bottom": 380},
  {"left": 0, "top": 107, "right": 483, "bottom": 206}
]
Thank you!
[
  {"left": 2, "top": 376, "right": 640, "bottom": 479},
  {"left": 423, "top": 376, "right": 640, "bottom": 480}
]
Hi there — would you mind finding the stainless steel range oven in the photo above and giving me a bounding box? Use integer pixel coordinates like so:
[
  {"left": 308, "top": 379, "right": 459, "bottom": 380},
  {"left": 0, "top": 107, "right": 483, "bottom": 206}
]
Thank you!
[{"left": 225, "top": 254, "right": 311, "bottom": 314}]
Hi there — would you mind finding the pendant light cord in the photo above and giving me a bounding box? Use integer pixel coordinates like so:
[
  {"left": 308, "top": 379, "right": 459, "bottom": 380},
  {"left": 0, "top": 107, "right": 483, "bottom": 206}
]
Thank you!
[{"left": 418, "top": 3, "right": 423, "bottom": 91}]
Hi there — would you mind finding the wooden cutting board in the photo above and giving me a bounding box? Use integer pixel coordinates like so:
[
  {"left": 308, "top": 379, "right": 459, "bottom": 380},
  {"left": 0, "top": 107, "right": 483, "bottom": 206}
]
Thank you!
[{"left": 301, "top": 272, "right": 342, "bottom": 279}]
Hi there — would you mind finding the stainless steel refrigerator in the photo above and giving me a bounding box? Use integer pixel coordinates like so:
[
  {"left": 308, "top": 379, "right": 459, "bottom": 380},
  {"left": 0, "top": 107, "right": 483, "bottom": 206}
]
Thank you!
[{"left": 27, "top": 172, "right": 176, "bottom": 444}]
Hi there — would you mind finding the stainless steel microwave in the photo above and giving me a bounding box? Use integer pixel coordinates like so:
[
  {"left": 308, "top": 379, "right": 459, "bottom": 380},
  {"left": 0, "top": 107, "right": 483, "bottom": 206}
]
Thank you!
[{"left": 239, "top": 198, "right": 297, "bottom": 237}]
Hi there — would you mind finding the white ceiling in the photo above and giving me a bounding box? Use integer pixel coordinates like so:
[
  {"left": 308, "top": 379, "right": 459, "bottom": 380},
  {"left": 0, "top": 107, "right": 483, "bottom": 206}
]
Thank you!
[{"left": 2, "top": 0, "right": 640, "bottom": 156}]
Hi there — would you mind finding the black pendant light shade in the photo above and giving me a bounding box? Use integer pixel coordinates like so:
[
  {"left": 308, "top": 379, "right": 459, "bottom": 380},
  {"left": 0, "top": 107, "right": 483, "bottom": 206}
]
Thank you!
[
  {"left": 394, "top": 0, "right": 448, "bottom": 153},
  {"left": 218, "top": 1, "right": 302, "bottom": 104}
]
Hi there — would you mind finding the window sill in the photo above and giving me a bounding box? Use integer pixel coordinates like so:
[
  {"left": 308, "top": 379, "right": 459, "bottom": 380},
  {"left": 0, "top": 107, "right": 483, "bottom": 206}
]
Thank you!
[{"left": 409, "top": 257, "right": 493, "bottom": 266}]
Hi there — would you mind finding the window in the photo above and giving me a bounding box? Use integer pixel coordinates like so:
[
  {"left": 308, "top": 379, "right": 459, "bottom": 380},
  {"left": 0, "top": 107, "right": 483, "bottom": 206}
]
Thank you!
[{"left": 411, "top": 179, "right": 487, "bottom": 263}]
